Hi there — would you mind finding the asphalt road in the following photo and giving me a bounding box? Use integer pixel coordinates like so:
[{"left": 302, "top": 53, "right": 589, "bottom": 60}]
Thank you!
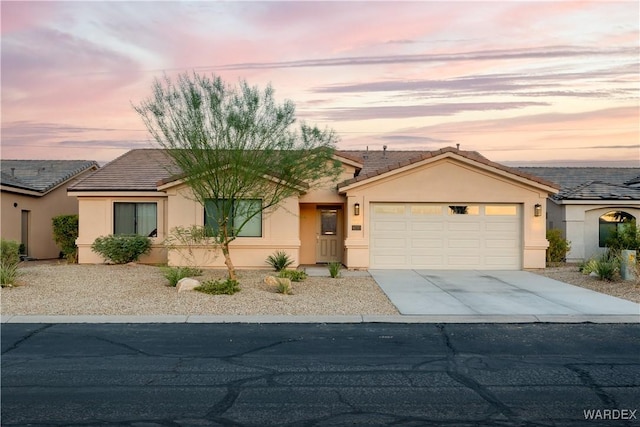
[{"left": 1, "top": 323, "right": 639, "bottom": 427}]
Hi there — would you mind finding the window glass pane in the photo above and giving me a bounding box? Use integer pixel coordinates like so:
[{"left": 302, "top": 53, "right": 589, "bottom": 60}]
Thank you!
[
  {"left": 205, "top": 199, "right": 262, "bottom": 238},
  {"left": 204, "top": 199, "right": 221, "bottom": 236},
  {"left": 448, "top": 205, "right": 479, "bottom": 215},
  {"left": 374, "top": 205, "right": 405, "bottom": 215},
  {"left": 485, "top": 205, "right": 517, "bottom": 216},
  {"left": 599, "top": 210, "right": 636, "bottom": 247},
  {"left": 411, "top": 205, "right": 442, "bottom": 215},
  {"left": 114, "top": 203, "right": 135, "bottom": 234},
  {"left": 321, "top": 210, "right": 338, "bottom": 235},
  {"left": 136, "top": 203, "right": 157, "bottom": 237},
  {"left": 235, "top": 199, "right": 262, "bottom": 237}
]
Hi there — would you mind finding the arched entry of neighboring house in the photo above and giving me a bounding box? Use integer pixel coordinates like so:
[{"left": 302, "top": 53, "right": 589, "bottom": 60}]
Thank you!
[{"left": 599, "top": 210, "right": 635, "bottom": 247}]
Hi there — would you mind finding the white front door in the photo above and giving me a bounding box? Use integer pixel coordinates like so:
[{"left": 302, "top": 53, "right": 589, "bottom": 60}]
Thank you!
[{"left": 316, "top": 208, "right": 343, "bottom": 263}]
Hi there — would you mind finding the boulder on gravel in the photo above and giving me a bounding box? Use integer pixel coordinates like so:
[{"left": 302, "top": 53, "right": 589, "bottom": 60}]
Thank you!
[
  {"left": 176, "top": 277, "right": 200, "bottom": 293},
  {"left": 264, "top": 276, "right": 278, "bottom": 286}
]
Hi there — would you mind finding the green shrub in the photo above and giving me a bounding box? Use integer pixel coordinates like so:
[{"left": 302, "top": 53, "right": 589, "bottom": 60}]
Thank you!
[
  {"left": 266, "top": 250, "right": 294, "bottom": 271},
  {"left": 580, "top": 258, "right": 598, "bottom": 275},
  {"left": 276, "top": 277, "right": 293, "bottom": 295},
  {"left": 593, "top": 259, "right": 619, "bottom": 281},
  {"left": 0, "top": 263, "right": 19, "bottom": 287},
  {"left": 328, "top": 261, "right": 341, "bottom": 278},
  {"left": 195, "top": 278, "right": 240, "bottom": 295},
  {"left": 278, "top": 269, "right": 307, "bottom": 282},
  {"left": 546, "top": 229, "right": 571, "bottom": 263},
  {"left": 606, "top": 219, "right": 639, "bottom": 252},
  {"left": 583, "top": 253, "right": 620, "bottom": 281},
  {"left": 52, "top": 214, "right": 79, "bottom": 263},
  {"left": 91, "top": 234, "right": 152, "bottom": 264},
  {"left": 0, "top": 239, "right": 20, "bottom": 287},
  {"left": 1, "top": 239, "right": 21, "bottom": 268},
  {"left": 161, "top": 266, "right": 203, "bottom": 287}
]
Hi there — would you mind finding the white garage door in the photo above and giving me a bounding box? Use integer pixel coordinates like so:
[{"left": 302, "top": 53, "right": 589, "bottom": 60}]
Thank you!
[{"left": 370, "top": 203, "right": 521, "bottom": 269}]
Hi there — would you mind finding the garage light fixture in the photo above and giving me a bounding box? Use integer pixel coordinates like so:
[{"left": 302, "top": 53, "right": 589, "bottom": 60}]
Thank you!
[
  {"left": 534, "top": 204, "right": 542, "bottom": 217},
  {"left": 354, "top": 203, "right": 360, "bottom": 216}
]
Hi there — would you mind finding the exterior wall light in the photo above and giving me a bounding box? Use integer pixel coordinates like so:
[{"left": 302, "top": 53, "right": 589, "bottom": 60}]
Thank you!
[
  {"left": 354, "top": 203, "right": 360, "bottom": 216},
  {"left": 534, "top": 204, "right": 542, "bottom": 217}
]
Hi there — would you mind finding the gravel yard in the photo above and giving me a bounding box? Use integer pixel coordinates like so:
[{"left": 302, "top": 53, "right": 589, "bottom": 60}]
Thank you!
[
  {"left": 1, "top": 262, "right": 638, "bottom": 316},
  {"left": 0, "top": 262, "right": 399, "bottom": 316},
  {"left": 529, "top": 264, "right": 640, "bottom": 304}
]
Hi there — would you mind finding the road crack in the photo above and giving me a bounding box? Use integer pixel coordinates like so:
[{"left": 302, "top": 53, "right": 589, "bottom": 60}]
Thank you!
[
  {"left": 437, "top": 324, "right": 522, "bottom": 425},
  {"left": 2, "top": 324, "right": 53, "bottom": 355}
]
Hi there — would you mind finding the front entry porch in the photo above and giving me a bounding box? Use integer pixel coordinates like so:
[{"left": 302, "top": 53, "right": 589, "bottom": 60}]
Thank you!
[{"left": 299, "top": 204, "right": 344, "bottom": 265}]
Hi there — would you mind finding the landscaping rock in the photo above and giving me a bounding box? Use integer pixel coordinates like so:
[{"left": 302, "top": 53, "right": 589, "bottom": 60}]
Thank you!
[
  {"left": 176, "top": 277, "right": 200, "bottom": 293},
  {"left": 264, "top": 275, "right": 278, "bottom": 286}
]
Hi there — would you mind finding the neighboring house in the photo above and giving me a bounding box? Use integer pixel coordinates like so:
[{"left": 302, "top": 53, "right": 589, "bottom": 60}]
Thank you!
[
  {"left": 1, "top": 160, "right": 99, "bottom": 259},
  {"left": 517, "top": 167, "right": 640, "bottom": 263},
  {"left": 68, "top": 147, "right": 558, "bottom": 269}
]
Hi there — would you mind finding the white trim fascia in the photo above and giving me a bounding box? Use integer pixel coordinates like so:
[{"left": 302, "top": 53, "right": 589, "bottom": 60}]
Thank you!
[
  {"left": 0, "top": 185, "right": 42, "bottom": 197},
  {"left": 339, "top": 151, "right": 559, "bottom": 194}
]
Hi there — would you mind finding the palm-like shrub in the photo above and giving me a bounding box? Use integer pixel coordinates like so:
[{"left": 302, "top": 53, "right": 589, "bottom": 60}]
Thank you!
[{"left": 266, "top": 251, "right": 294, "bottom": 271}]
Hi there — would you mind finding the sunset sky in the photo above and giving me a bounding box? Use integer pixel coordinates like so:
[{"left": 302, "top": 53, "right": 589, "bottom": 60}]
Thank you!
[{"left": 2, "top": 1, "right": 639, "bottom": 166}]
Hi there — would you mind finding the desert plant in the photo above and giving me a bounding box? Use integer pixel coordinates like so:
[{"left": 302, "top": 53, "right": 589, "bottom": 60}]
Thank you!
[
  {"left": 161, "top": 266, "right": 203, "bottom": 287},
  {"left": 0, "top": 239, "right": 21, "bottom": 287},
  {"left": 593, "top": 258, "right": 619, "bottom": 281},
  {"left": 275, "top": 277, "right": 293, "bottom": 295},
  {"left": 91, "top": 234, "right": 152, "bottom": 264},
  {"left": 546, "top": 229, "right": 571, "bottom": 264},
  {"left": 163, "top": 225, "right": 217, "bottom": 268},
  {"left": 52, "top": 214, "right": 79, "bottom": 263},
  {"left": 579, "top": 258, "right": 599, "bottom": 275},
  {"left": 605, "top": 219, "right": 639, "bottom": 252},
  {"left": 328, "top": 261, "right": 341, "bottom": 278},
  {"left": 1, "top": 239, "right": 21, "bottom": 268},
  {"left": 278, "top": 269, "right": 307, "bottom": 282},
  {"left": 266, "top": 251, "right": 294, "bottom": 272},
  {"left": 195, "top": 278, "right": 240, "bottom": 295},
  {"left": 0, "top": 263, "right": 19, "bottom": 287}
]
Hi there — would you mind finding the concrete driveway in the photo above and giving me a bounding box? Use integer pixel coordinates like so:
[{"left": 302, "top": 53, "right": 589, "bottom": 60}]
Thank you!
[{"left": 369, "top": 270, "right": 640, "bottom": 321}]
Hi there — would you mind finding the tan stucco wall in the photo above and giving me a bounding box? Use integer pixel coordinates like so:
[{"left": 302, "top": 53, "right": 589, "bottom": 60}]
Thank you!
[
  {"left": 76, "top": 195, "right": 168, "bottom": 264},
  {"left": 1, "top": 170, "right": 95, "bottom": 259},
  {"left": 564, "top": 204, "right": 640, "bottom": 262},
  {"left": 341, "top": 158, "right": 551, "bottom": 269},
  {"left": 299, "top": 204, "right": 317, "bottom": 265},
  {"left": 163, "top": 184, "right": 300, "bottom": 268}
]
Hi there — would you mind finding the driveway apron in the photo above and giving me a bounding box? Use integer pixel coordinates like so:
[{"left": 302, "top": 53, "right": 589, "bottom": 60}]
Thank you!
[{"left": 369, "top": 270, "right": 640, "bottom": 316}]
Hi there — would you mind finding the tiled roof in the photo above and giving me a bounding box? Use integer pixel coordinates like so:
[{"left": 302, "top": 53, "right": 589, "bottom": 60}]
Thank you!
[
  {"left": 1, "top": 160, "right": 99, "bottom": 194},
  {"left": 69, "top": 147, "right": 562, "bottom": 193},
  {"left": 517, "top": 167, "right": 640, "bottom": 200},
  {"left": 69, "top": 149, "right": 178, "bottom": 191},
  {"left": 337, "top": 147, "right": 559, "bottom": 190},
  {"left": 560, "top": 181, "right": 640, "bottom": 200}
]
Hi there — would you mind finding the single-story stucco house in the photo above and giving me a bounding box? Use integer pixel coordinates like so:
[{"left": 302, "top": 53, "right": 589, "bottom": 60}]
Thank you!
[
  {"left": 1, "top": 160, "right": 99, "bottom": 259},
  {"left": 517, "top": 167, "right": 640, "bottom": 263},
  {"left": 68, "top": 147, "right": 559, "bottom": 270}
]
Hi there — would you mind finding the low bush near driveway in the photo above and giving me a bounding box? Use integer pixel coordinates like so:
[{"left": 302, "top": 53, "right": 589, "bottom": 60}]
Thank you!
[{"left": 195, "top": 278, "right": 240, "bottom": 295}]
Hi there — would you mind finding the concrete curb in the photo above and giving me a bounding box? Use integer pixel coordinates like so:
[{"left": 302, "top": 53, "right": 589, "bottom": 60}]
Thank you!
[{"left": 2, "top": 314, "right": 638, "bottom": 324}]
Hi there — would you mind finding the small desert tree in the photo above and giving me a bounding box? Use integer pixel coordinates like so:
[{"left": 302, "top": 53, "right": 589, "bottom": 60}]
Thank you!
[{"left": 135, "top": 72, "right": 341, "bottom": 280}]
